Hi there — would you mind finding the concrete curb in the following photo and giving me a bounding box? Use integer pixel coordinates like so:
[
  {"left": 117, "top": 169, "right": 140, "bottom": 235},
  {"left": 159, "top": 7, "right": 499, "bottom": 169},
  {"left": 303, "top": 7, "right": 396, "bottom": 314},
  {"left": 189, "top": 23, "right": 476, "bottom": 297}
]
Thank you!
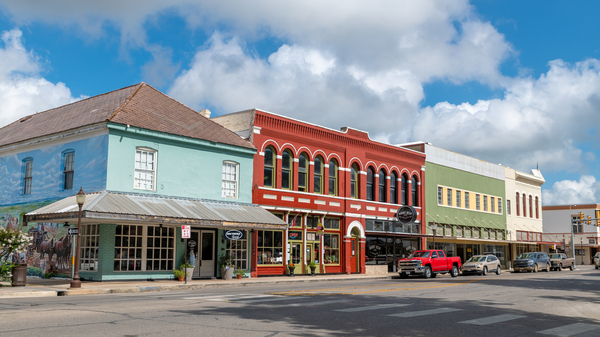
[{"left": 57, "top": 274, "right": 394, "bottom": 296}]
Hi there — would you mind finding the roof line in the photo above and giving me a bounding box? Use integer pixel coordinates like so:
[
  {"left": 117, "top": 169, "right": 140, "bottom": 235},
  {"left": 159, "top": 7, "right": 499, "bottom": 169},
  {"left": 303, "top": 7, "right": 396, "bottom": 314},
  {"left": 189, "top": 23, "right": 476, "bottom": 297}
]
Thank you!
[{"left": 107, "top": 83, "right": 144, "bottom": 121}]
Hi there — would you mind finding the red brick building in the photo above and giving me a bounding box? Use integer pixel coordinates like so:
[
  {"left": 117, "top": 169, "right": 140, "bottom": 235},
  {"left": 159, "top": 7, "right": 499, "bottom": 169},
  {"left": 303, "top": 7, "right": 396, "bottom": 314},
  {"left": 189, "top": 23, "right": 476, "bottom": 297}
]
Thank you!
[{"left": 213, "top": 109, "right": 426, "bottom": 276}]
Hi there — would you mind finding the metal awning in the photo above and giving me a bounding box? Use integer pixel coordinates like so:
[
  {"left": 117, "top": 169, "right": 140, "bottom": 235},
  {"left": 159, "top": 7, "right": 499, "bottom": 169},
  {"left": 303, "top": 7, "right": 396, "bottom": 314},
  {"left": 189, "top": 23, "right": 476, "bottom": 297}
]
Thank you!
[{"left": 25, "top": 191, "right": 288, "bottom": 230}]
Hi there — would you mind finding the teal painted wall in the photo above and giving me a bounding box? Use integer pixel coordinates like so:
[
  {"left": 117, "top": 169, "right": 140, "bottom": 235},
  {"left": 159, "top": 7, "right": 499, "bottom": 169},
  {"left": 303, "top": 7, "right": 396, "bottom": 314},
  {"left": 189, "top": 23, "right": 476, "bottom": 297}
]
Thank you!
[
  {"left": 425, "top": 162, "right": 506, "bottom": 230},
  {"left": 105, "top": 123, "right": 255, "bottom": 203}
]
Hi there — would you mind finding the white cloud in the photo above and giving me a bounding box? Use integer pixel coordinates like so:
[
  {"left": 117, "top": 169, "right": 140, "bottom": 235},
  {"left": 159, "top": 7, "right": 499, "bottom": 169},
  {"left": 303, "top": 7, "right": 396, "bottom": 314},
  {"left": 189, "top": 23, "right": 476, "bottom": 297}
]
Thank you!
[
  {"left": 0, "top": 29, "right": 77, "bottom": 128},
  {"left": 542, "top": 176, "right": 600, "bottom": 205}
]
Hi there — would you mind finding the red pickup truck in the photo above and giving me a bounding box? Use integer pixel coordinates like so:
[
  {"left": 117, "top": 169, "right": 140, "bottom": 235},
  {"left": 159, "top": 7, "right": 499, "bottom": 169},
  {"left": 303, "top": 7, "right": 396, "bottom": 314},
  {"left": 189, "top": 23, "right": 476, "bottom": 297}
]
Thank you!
[{"left": 398, "top": 250, "right": 461, "bottom": 279}]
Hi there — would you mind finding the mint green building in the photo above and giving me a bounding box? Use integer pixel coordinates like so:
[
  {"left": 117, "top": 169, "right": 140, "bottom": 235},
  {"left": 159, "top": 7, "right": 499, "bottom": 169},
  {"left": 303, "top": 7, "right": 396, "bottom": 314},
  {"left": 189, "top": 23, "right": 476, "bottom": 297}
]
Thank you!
[{"left": 402, "top": 143, "right": 508, "bottom": 268}]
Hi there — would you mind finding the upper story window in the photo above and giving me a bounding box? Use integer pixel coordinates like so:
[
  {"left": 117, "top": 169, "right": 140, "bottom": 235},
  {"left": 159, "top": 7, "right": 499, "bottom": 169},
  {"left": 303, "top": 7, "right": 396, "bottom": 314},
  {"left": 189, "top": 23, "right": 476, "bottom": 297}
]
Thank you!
[
  {"left": 507, "top": 199, "right": 511, "bottom": 215},
  {"left": 490, "top": 197, "right": 495, "bottom": 213},
  {"left": 328, "top": 159, "right": 338, "bottom": 196},
  {"left": 134, "top": 148, "right": 157, "bottom": 191},
  {"left": 498, "top": 198, "right": 502, "bottom": 214},
  {"left": 63, "top": 151, "right": 75, "bottom": 190},
  {"left": 22, "top": 158, "right": 33, "bottom": 195},
  {"left": 483, "top": 196, "right": 488, "bottom": 211},
  {"left": 263, "top": 146, "right": 275, "bottom": 188},
  {"left": 298, "top": 153, "right": 308, "bottom": 192},
  {"left": 535, "top": 196, "right": 539, "bottom": 219},
  {"left": 456, "top": 190, "right": 461, "bottom": 208},
  {"left": 529, "top": 195, "right": 533, "bottom": 218},
  {"left": 314, "top": 156, "right": 324, "bottom": 194},
  {"left": 366, "top": 167, "right": 375, "bottom": 201},
  {"left": 522, "top": 193, "right": 527, "bottom": 217},
  {"left": 475, "top": 194, "right": 480, "bottom": 210},
  {"left": 465, "top": 192, "right": 470, "bottom": 209},
  {"left": 281, "top": 150, "right": 292, "bottom": 190},
  {"left": 447, "top": 188, "right": 452, "bottom": 206},
  {"left": 350, "top": 163, "right": 358, "bottom": 199},
  {"left": 222, "top": 161, "right": 238, "bottom": 198},
  {"left": 437, "top": 186, "right": 443, "bottom": 205},
  {"left": 516, "top": 192, "right": 520, "bottom": 216},
  {"left": 390, "top": 172, "right": 397, "bottom": 204},
  {"left": 378, "top": 169, "right": 386, "bottom": 202},
  {"left": 401, "top": 173, "right": 408, "bottom": 205},
  {"left": 411, "top": 176, "right": 418, "bottom": 206}
]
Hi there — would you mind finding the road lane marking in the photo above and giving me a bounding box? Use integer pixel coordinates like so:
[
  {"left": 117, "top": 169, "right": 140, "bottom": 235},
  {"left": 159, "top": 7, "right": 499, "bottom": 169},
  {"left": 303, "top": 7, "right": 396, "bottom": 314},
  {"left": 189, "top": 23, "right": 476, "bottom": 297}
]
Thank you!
[
  {"left": 537, "top": 323, "right": 600, "bottom": 336},
  {"left": 205, "top": 295, "right": 280, "bottom": 301},
  {"left": 183, "top": 294, "right": 253, "bottom": 300},
  {"left": 288, "top": 299, "right": 352, "bottom": 307},
  {"left": 459, "top": 314, "right": 526, "bottom": 325},
  {"left": 388, "top": 307, "right": 462, "bottom": 318},
  {"left": 335, "top": 304, "right": 409, "bottom": 312},
  {"left": 234, "top": 296, "right": 309, "bottom": 304}
]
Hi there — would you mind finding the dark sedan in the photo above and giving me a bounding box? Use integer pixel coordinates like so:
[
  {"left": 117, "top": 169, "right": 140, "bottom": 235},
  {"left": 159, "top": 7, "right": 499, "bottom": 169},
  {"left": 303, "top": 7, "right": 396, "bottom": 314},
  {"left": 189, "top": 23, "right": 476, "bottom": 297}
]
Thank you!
[{"left": 513, "top": 252, "right": 551, "bottom": 273}]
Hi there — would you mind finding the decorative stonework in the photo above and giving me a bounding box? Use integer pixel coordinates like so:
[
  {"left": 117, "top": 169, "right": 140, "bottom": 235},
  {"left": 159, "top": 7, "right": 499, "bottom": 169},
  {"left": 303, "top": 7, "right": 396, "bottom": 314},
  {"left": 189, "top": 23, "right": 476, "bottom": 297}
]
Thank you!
[
  {"left": 281, "top": 196, "right": 294, "bottom": 202},
  {"left": 298, "top": 198, "right": 311, "bottom": 203},
  {"left": 263, "top": 194, "right": 277, "bottom": 200}
]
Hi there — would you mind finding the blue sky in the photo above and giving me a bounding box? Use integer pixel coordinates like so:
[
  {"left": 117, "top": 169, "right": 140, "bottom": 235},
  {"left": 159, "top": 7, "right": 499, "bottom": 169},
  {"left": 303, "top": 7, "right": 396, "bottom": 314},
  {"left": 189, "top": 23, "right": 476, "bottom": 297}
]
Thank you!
[{"left": 0, "top": 0, "right": 599, "bottom": 205}]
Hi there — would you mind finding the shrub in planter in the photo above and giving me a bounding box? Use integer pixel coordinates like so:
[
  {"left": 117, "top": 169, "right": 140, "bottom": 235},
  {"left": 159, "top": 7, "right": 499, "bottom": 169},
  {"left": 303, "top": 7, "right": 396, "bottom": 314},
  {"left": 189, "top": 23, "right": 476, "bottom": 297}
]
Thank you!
[
  {"left": 218, "top": 253, "right": 235, "bottom": 280},
  {"left": 173, "top": 268, "right": 186, "bottom": 281},
  {"left": 0, "top": 227, "right": 32, "bottom": 285}
]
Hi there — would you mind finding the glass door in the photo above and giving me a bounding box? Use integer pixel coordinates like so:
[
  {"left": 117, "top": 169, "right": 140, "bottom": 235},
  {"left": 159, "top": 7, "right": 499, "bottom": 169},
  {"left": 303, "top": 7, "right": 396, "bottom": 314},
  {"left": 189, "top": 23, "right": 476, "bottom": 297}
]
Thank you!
[
  {"left": 290, "top": 242, "right": 302, "bottom": 266},
  {"left": 199, "top": 231, "right": 215, "bottom": 278},
  {"left": 191, "top": 230, "right": 200, "bottom": 278}
]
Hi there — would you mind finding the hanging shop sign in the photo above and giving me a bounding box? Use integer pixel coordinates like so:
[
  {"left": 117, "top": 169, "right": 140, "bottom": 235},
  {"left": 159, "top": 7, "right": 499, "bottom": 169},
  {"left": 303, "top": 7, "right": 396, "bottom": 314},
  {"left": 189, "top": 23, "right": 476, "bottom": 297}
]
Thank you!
[
  {"left": 288, "top": 231, "right": 303, "bottom": 241},
  {"left": 396, "top": 206, "right": 417, "bottom": 225},
  {"left": 223, "top": 229, "right": 246, "bottom": 240}
]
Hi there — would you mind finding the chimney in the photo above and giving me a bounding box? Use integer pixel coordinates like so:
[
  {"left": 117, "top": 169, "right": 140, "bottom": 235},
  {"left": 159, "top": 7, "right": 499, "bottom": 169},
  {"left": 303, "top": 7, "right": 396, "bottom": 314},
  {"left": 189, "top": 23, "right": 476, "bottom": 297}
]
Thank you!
[{"left": 199, "top": 109, "right": 211, "bottom": 118}]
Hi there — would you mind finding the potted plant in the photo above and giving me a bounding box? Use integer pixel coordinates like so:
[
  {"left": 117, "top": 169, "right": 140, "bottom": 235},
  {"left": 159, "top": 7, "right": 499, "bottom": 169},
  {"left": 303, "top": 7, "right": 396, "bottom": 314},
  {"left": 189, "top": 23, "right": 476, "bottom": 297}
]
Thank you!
[
  {"left": 180, "top": 263, "right": 194, "bottom": 281},
  {"left": 218, "top": 253, "right": 235, "bottom": 280},
  {"left": 234, "top": 269, "right": 245, "bottom": 279},
  {"left": 309, "top": 261, "right": 317, "bottom": 276},
  {"left": 173, "top": 268, "right": 185, "bottom": 281},
  {"left": 288, "top": 263, "right": 295, "bottom": 277}
]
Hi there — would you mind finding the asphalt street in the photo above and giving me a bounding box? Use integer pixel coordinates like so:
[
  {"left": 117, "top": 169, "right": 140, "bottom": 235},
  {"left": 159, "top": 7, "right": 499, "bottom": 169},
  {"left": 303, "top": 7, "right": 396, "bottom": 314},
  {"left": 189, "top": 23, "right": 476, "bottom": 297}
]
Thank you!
[{"left": 2, "top": 267, "right": 600, "bottom": 337}]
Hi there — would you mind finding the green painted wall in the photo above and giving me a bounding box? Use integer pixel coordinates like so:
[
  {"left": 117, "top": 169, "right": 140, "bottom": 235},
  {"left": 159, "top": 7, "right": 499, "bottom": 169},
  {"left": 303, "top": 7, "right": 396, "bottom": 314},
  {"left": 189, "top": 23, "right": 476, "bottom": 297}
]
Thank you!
[
  {"left": 105, "top": 123, "right": 255, "bottom": 203},
  {"left": 425, "top": 162, "right": 506, "bottom": 230}
]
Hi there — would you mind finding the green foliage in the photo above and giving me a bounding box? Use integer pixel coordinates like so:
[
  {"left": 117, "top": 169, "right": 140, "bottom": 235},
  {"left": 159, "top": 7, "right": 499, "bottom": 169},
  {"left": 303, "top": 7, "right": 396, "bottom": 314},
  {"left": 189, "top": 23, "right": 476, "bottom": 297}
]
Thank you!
[
  {"left": 180, "top": 263, "right": 193, "bottom": 269},
  {"left": 308, "top": 261, "right": 317, "bottom": 268},
  {"left": 43, "top": 273, "right": 53, "bottom": 279},
  {"left": 0, "top": 227, "right": 31, "bottom": 283},
  {"left": 218, "top": 253, "right": 235, "bottom": 268},
  {"left": 27, "top": 266, "right": 42, "bottom": 277},
  {"left": 173, "top": 269, "right": 186, "bottom": 278},
  {"left": 234, "top": 269, "right": 245, "bottom": 276}
]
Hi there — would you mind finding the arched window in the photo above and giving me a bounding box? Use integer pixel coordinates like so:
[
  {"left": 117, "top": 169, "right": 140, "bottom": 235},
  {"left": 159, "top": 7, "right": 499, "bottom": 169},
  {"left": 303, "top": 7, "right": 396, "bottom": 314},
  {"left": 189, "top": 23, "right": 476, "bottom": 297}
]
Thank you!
[
  {"left": 378, "top": 169, "right": 386, "bottom": 202},
  {"left": 401, "top": 173, "right": 408, "bottom": 205},
  {"left": 281, "top": 150, "right": 292, "bottom": 190},
  {"left": 390, "top": 172, "right": 397, "bottom": 204},
  {"left": 314, "top": 156, "right": 324, "bottom": 194},
  {"left": 411, "top": 176, "right": 418, "bottom": 206},
  {"left": 366, "top": 167, "right": 375, "bottom": 201},
  {"left": 523, "top": 193, "right": 527, "bottom": 218},
  {"left": 350, "top": 163, "right": 359, "bottom": 199},
  {"left": 328, "top": 159, "right": 338, "bottom": 196},
  {"left": 298, "top": 153, "right": 308, "bottom": 192},
  {"left": 264, "top": 146, "right": 275, "bottom": 188},
  {"left": 529, "top": 195, "right": 533, "bottom": 218},
  {"left": 516, "top": 192, "right": 520, "bottom": 216},
  {"left": 535, "top": 196, "right": 539, "bottom": 219}
]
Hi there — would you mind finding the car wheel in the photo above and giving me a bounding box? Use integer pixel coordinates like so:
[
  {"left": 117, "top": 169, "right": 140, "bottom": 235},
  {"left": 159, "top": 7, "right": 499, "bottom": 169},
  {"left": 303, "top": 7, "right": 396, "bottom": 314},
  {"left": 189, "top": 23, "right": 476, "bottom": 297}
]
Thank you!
[
  {"left": 450, "top": 266, "right": 459, "bottom": 277},
  {"left": 545, "top": 264, "right": 550, "bottom": 272},
  {"left": 533, "top": 264, "right": 538, "bottom": 272},
  {"left": 595, "top": 265, "right": 598, "bottom": 270},
  {"left": 496, "top": 266, "right": 501, "bottom": 275},
  {"left": 424, "top": 266, "right": 432, "bottom": 278},
  {"left": 569, "top": 264, "right": 574, "bottom": 271},
  {"left": 482, "top": 267, "right": 488, "bottom": 276},
  {"left": 431, "top": 272, "right": 437, "bottom": 278},
  {"left": 558, "top": 264, "right": 562, "bottom": 271},
  {"left": 399, "top": 272, "right": 408, "bottom": 279}
]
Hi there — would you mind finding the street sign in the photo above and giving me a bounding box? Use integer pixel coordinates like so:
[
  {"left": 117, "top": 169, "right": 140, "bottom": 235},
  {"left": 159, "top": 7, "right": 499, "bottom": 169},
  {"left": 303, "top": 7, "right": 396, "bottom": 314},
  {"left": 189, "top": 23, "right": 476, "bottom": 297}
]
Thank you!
[
  {"left": 68, "top": 228, "right": 78, "bottom": 235},
  {"left": 182, "top": 225, "right": 191, "bottom": 239}
]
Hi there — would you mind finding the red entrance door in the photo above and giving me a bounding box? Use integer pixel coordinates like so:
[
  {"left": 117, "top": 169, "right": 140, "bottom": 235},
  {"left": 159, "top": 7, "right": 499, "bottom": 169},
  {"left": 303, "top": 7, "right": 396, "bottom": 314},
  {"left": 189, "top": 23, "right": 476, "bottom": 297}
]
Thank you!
[{"left": 350, "top": 238, "right": 357, "bottom": 273}]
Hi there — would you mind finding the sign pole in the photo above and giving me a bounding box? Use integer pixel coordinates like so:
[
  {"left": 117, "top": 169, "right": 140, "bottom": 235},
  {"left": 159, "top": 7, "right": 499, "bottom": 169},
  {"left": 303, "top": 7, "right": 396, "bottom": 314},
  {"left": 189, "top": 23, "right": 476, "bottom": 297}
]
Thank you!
[{"left": 185, "top": 238, "right": 188, "bottom": 285}]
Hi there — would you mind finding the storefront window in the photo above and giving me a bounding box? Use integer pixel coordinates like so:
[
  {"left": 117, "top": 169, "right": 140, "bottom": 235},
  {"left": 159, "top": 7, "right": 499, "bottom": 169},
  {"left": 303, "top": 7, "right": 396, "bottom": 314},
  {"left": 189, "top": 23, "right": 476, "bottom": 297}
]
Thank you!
[
  {"left": 323, "top": 234, "right": 340, "bottom": 264},
  {"left": 365, "top": 219, "right": 420, "bottom": 234},
  {"left": 366, "top": 236, "right": 419, "bottom": 271},
  {"left": 226, "top": 233, "right": 248, "bottom": 270},
  {"left": 257, "top": 230, "right": 283, "bottom": 265},
  {"left": 288, "top": 213, "right": 303, "bottom": 228},
  {"left": 324, "top": 217, "right": 340, "bottom": 230},
  {"left": 145, "top": 225, "right": 175, "bottom": 271},
  {"left": 80, "top": 224, "right": 99, "bottom": 272},
  {"left": 306, "top": 215, "right": 320, "bottom": 229}
]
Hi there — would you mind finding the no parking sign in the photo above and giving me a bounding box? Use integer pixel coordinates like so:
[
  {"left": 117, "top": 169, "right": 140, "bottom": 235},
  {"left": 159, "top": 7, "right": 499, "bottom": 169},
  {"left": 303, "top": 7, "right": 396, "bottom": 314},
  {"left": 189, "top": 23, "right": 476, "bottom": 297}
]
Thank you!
[{"left": 182, "top": 225, "right": 191, "bottom": 238}]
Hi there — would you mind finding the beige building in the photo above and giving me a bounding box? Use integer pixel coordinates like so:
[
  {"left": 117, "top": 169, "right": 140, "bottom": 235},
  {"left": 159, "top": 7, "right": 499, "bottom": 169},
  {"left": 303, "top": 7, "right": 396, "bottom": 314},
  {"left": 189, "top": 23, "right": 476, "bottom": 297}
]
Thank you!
[{"left": 504, "top": 167, "right": 545, "bottom": 266}]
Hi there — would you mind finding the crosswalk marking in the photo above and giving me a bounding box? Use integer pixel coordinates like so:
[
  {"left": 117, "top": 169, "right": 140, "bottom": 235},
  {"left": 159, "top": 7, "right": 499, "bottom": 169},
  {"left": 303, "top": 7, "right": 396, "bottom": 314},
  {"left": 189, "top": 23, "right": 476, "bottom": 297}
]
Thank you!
[
  {"left": 335, "top": 304, "right": 409, "bottom": 312},
  {"left": 288, "top": 299, "right": 352, "bottom": 307},
  {"left": 388, "top": 307, "right": 462, "bottom": 318},
  {"left": 459, "top": 314, "right": 526, "bottom": 325},
  {"left": 537, "top": 323, "right": 600, "bottom": 336},
  {"left": 206, "top": 295, "right": 280, "bottom": 301},
  {"left": 234, "top": 296, "right": 308, "bottom": 304}
]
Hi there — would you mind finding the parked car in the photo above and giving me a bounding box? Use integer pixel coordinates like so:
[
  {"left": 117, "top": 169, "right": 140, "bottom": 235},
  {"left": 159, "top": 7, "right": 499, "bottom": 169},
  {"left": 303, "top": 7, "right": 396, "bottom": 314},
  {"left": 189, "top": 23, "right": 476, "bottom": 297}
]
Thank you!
[
  {"left": 398, "top": 250, "right": 461, "bottom": 279},
  {"left": 461, "top": 255, "right": 501, "bottom": 276},
  {"left": 548, "top": 253, "right": 574, "bottom": 271},
  {"left": 513, "top": 252, "right": 551, "bottom": 273}
]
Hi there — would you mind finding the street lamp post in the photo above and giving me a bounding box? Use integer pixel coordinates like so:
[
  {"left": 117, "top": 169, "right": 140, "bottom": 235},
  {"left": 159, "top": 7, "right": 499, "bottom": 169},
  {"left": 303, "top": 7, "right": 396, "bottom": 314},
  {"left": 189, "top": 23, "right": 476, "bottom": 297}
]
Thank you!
[
  {"left": 69, "top": 187, "right": 85, "bottom": 289},
  {"left": 581, "top": 238, "right": 584, "bottom": 265}
]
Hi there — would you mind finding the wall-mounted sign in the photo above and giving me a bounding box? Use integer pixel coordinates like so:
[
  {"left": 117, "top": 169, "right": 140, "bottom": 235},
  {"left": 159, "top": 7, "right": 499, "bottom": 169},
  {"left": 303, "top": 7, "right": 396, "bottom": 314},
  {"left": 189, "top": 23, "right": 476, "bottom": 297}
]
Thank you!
[
  {"left": 181, "top": 225, "right": 191, "bottom": 239},
  {"left": 289, "top": 231, "right": 302, "bottom": 241},
  {"left": 224, "top": 230, "right": 246, "bottom": 240},
  {"left": 306, "top": 233, "right": 316, "bottom": 241},
  {"left": 396, "top": 206, "right": 417, "bottom": 225},
  {"left": 188, "top": 240, "right": 197, "bottom": 248}
]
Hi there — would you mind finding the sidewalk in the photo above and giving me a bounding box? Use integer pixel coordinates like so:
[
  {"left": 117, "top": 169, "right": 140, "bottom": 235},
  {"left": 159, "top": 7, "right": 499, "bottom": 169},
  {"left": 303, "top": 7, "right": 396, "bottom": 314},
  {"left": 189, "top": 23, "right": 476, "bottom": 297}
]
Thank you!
[{"left": 0, "top": 273, "right": 395, "bottom": 298}]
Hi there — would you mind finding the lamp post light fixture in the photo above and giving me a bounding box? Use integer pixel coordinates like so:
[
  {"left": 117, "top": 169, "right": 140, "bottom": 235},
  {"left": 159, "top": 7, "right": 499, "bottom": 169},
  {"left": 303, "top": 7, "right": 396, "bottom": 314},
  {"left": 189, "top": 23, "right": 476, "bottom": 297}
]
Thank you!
[{"left": 69, "top": 187, "right": 86, "bottom": 289}]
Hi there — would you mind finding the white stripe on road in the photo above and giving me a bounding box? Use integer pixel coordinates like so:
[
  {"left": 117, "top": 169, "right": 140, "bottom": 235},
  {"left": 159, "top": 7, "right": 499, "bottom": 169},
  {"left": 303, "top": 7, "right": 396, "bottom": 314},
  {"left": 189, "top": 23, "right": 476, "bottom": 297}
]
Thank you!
[
  {"left": 288, "top": 299, "right": 352, "bottom": 307},
  {"left": 459, "top": 314, "right": 526, "bottom": 325},
  {"left": 388, "top": 308, "right": 462, "bottom": 318},
  {"left": 234, "top": 296, "right": 308, "bottom": 304},
  {"left": 206, "top": 295, "right": 280, "bottom": 301},
  {"left": 183, "top": 294, "right": 253, "bottom": 300},
  {"left": 335, "top": 304, "right": 409, "bottom": 312},
  {"left": 537, "top": 323, "right": 600, "bottom": 336}
]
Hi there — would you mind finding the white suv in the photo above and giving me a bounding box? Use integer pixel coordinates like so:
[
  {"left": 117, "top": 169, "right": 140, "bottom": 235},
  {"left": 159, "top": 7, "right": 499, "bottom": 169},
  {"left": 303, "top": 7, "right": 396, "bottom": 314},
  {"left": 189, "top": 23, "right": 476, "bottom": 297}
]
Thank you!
[{"left": 594, "top": 252, "right": 600, "bottom": 269}]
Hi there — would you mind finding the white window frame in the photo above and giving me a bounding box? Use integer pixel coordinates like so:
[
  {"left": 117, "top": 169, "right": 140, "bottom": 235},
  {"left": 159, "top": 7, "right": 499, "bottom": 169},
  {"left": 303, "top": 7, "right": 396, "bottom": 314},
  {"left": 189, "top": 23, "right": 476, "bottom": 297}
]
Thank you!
[
  {"left": 80, "top": 224, "right": 99, "bottom": 272},
  {"left": 134, "top": 148, "right": 157, "bottom": 191},
  {"left": 222, "top": 161, "right": 239, "bottom": 198},
  {"left": 114, "top": 224, "right": 175, "bottom": 272},
  {"left": 226, "top": 233, "right": 248, "bottom": 270}
]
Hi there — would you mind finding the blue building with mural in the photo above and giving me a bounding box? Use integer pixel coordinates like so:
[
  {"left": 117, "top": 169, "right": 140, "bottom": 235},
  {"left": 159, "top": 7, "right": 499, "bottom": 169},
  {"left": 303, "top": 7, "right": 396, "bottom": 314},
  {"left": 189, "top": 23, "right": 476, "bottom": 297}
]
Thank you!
[{"left": 0, "top": 83, "right": 286, "bottom": 281}]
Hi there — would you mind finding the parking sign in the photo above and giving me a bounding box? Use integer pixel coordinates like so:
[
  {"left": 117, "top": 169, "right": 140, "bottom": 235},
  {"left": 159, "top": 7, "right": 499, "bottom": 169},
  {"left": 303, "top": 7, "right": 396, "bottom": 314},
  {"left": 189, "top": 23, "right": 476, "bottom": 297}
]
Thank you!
[{"left": 182, "top": 225, "right": 191, "bottom": 238}]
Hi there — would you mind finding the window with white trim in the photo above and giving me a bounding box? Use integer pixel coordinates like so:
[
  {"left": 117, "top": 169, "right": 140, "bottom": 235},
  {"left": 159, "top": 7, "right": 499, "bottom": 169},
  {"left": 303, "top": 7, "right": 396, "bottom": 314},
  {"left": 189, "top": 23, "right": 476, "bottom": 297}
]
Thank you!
[
  {"left": 23, "top": 158, "right": 33, "bottom": 195},
  {"left": 113, "top": 225, "right": 175, "bottom": 272},
  {"left": 63, "top": 151, "right": 75, "bottom": 190},
  {"left": 80, "top": 224, "right": 99, "bottom": 272},
  {"left": 134, "top": 148, "right": 157, "bottom": 190},
  {"left": 226, "top": 234, "right": 248, "bottom": 270},
  {"left": 437, "top": 186, "right": 443, "bottom": 205},
  {"left": 222, "top": 161, "right": 239, "bottom": 198}
]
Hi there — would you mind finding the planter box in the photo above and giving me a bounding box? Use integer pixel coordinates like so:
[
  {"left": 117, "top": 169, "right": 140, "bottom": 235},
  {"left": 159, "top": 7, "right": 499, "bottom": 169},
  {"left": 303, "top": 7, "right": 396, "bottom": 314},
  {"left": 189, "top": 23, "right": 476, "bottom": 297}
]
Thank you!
[
  {"left": 185, "top": 268, "right": 194, "bottom": 281},
  {"left": 220, "top": 266, "right": 234, "bottom": 280}
]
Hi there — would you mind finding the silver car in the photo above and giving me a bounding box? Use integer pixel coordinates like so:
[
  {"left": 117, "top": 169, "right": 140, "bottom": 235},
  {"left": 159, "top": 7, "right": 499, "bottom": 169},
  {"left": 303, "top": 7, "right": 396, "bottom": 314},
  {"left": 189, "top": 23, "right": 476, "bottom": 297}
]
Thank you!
[
  {"left": 595, "top": 252, "right": 600, "bottom": 269},
  {"left": 461, "top": 255, "right": 501, "bottom": 276}
]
